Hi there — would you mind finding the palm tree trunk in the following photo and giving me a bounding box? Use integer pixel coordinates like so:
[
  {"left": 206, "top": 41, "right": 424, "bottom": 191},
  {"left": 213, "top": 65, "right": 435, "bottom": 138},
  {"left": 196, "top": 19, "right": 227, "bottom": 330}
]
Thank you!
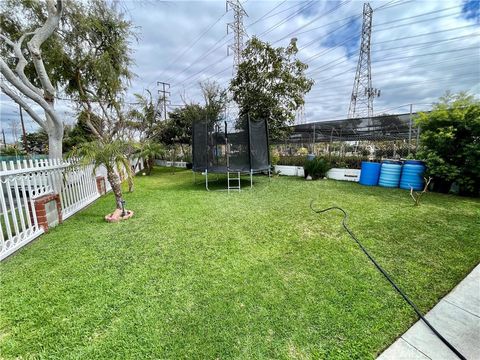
[
  {"left": 106, "top": 166, "right": 123, "bottom": 209},
  {"left": 147, "top": 157, "right": 154, "bottom": 174}
]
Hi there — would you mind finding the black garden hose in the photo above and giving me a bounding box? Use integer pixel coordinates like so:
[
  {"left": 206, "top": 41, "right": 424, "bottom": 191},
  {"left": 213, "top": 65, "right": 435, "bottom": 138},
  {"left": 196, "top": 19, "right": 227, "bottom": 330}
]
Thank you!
[{"left": 310, "top": 201, "right": 466, "bottom": 360}]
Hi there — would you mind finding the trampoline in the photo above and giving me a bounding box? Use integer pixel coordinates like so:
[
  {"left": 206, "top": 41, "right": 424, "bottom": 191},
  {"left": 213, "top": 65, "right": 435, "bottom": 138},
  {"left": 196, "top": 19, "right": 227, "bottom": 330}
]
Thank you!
[{"left": 192, "top": 115, "right": 270, "bottom": 191}]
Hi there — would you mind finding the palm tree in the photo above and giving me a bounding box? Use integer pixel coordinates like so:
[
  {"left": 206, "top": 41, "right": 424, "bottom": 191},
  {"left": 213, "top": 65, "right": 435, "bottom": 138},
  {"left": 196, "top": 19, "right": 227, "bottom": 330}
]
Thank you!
[
  {"left": 70, "top": 140, "right": 133, "bottom": 214},
  {"left": 136, "top": 140, "right": 165, "bottom": 175}
]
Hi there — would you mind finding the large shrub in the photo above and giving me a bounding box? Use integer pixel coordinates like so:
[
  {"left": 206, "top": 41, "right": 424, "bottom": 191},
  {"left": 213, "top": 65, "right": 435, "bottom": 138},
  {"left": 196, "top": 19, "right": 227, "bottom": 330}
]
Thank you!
[
  {"left": 416, "top": 92, "right": 480, "bottom": 196},
  {"left": 304, "top": 157, "right": 331, "bottom": 180}
]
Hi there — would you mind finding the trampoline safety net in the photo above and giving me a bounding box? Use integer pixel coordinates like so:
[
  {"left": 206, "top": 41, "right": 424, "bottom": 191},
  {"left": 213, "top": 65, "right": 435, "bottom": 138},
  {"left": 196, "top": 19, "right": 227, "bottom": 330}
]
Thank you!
[{"left": 192, "top": 117, "right": 270, "bottom": 174}]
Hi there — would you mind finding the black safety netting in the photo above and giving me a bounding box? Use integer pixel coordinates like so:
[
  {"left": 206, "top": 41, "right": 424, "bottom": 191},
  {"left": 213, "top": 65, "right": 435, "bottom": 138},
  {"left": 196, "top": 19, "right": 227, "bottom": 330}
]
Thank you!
[
  {"left": 192, "top": 116, "right": 270, "bottom": 173},
  {"left": 249, "top": 119, "right": 269, "bottom": 171}
]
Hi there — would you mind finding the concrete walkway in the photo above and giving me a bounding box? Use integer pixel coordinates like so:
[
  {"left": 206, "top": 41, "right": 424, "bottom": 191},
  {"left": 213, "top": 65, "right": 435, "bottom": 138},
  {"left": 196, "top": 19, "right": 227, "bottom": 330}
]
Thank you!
[{"left": 378, "top": 264, "right": 480, "bottom": 360}]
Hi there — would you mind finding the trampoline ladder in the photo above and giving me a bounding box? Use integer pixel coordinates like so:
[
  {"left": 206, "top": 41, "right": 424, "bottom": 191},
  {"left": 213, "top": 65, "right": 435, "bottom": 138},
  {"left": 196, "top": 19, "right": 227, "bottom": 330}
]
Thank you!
[{"left": 227, "top": 171, "right": 241, "bottom": 193}]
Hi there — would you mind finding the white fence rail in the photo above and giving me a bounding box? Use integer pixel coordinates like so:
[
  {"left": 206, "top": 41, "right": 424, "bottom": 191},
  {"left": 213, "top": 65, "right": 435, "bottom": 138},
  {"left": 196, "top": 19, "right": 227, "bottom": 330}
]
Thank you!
[{"left": 0, "top": 158, "right": 143, "bottom": 261}]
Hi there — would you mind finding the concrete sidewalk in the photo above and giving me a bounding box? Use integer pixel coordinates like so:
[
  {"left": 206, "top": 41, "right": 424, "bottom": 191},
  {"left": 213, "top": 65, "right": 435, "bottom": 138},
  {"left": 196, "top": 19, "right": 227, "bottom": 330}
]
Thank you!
[{"left": 378, "top": 264, "right": 480, "bottom": 360}]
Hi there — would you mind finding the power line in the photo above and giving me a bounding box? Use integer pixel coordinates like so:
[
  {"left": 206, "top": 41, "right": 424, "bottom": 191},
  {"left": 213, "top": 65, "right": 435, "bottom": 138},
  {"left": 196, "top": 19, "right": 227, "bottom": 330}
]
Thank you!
[
  {"left": 296, "top": 0, "right": 413, "bottom": 52},
  {"left": 158, "top": 9, "right": 229, "bottom": 81},
  {"left": 306, "top": 73, "right": 476, "bottom": 102},
  {"left": 169, "top": 0, "right": 295, "bottom": 86},
  {"left": 302, "top": 21, "right": 476, "bottom": 72},
  {"left": 373, "top": 4, "right": 460, "bottom": 27},
  {"left": 307, "top": 32, "right": 479, "bottom": 76},
  {"left": 309, "top": 55, "right": 477, "bottom": 91},
  {"left": 373, "top": 24, "right": 478, "bottom": 44},
  {"left": 246, "top": 0, "right": 288, "bottom": 27},
  {"left": 258, "top": 0, "right": 317, "bottom": 37},
  {"left": 271, "top": 0, "right": 351, "bottom": 45},
  {"left": 374, "top": 11, "right": 464, "bottom": 31},
  {"left": 177, "top": 0, "right": 350, "bottom": 91}
]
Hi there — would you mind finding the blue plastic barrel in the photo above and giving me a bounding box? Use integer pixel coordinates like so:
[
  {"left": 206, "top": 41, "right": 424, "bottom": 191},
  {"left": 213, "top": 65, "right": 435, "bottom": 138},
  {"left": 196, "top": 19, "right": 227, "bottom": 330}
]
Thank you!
[
  {"left": 359, "top": 161, "right": 381, "bottom": 186},
  {"left": 378, "top": 160, "right": 402, "bottom": 188},
  {"left": 400, "top": 160, "right": 426, "bottom": 191}
]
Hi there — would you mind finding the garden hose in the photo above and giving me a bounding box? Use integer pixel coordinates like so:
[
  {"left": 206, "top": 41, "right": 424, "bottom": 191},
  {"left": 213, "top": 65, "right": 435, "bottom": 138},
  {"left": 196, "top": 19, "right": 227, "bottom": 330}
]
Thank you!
[{"left": 309, "top": 201, "right": 467, "bottom": 360}]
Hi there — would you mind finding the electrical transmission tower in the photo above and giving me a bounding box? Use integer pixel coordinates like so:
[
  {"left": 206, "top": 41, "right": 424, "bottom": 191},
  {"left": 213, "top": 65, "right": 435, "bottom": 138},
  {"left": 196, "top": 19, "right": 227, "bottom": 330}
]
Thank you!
[
  {"left": 347, "top": 3, "right": 380, "bottom": 119},
  {"left": 296, "top": 105, "right": 306, "bottom": 125},
  {"left": 226, "top": 0, "right": 248, "bottom": 71}
]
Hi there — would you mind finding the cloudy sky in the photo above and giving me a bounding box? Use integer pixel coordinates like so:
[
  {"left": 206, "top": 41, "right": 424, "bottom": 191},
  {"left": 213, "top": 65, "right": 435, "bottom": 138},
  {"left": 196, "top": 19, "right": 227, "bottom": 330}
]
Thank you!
[{"left": 0, "top": 0, "right": 479, "bottom": 142}]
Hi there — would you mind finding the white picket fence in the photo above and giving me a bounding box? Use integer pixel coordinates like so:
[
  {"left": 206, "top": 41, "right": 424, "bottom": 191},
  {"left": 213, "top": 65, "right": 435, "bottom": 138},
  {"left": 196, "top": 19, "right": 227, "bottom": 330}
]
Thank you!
[{"left": 0, "top": 158, "right": 144, "bottom": 261}]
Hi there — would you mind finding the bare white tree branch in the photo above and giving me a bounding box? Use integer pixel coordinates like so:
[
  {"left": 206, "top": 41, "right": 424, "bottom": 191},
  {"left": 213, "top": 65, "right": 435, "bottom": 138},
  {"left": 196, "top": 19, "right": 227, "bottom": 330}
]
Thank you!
[
  {"left": 0, "top": 32, "right": 42, "bottom": 96},
  {"left": 26, "top": 0, "right": 63, "bottom": 102},
  {"left": 0, "top": 58, "right": 59, "bottom": 123},
  {"left": 0, "top": 83, "right": 47, "bottom": 128}
]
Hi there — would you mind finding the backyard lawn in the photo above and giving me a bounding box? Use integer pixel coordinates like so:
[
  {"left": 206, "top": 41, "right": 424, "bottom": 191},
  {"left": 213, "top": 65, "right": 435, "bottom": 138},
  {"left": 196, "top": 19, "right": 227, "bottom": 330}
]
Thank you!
[{"left": 1, "top": 167, "right": 479, "bottom": 359}]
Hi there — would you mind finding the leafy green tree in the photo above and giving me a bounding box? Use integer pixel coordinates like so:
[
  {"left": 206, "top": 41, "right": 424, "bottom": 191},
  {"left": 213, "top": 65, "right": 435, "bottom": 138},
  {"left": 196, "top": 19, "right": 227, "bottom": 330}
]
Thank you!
[
  {"left": 416, "top": 92, "right": 480, "bottom": 196},
  {"left": 25, "top": 129, "right": 49, "bottom": 154},
  {"left": 1, "top": 0, "right": 65, "bottom": 158},
  {"left": 159, "top": 104, "right": 201, "bottom": 146},
  {"left": 200, "top": 81, "right": 228, "bottom": 123},
  {"left": 1, "top": 0, "right": 135, "bottom": 161},
  {"left": 230, "top": 37, "right": 314, "bottom": 140},
  {"left": 62, "top": 114, "right": 95, "bottom": 153}
]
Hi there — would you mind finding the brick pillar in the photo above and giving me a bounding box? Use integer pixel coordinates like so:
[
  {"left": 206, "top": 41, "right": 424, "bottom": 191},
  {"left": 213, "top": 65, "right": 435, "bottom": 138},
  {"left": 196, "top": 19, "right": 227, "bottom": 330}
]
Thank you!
[
  {"left": 96, "top": 176, "right": 106, "bottom": 195},
  {"left": 33, "top": 193, "right": 62, "bottom": 232}
]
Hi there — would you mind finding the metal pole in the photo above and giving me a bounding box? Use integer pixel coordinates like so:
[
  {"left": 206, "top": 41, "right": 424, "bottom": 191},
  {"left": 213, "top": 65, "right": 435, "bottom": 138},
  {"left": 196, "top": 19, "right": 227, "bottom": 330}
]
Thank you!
[{"left": 408, "top": 104, "right": 413, "bottom": 155}]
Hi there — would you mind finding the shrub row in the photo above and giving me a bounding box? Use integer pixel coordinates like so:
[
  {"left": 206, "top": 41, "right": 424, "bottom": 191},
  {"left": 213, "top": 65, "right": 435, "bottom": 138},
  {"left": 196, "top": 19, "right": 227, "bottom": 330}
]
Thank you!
[{"left": 276, "top": 155, "right": 368, "bottom": 169}]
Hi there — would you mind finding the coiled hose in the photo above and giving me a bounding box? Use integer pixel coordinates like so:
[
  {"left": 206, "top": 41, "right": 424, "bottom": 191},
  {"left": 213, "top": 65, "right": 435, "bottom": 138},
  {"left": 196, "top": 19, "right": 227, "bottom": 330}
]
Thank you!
[{"left": 310, "top": 201, "right": 466, "bottom": 360}]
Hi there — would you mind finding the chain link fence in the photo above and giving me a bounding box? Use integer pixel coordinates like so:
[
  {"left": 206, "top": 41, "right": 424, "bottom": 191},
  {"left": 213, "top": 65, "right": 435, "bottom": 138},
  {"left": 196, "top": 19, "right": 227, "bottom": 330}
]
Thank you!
[{"left": 272, "top": 113, "right": 422, "bottom": 163}]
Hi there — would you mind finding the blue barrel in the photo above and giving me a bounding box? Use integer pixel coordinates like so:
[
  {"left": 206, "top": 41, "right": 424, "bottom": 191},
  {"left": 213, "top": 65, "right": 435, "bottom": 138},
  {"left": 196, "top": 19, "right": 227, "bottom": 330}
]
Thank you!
[
  {"left": 379, "top": 160, "right": 402, "bottom": 188},
  {"left": 400, "top": 160, "right": 426, "bottom": 191},
  {"left": 359, "top": 161, "right": 381, "bottom": 186}
]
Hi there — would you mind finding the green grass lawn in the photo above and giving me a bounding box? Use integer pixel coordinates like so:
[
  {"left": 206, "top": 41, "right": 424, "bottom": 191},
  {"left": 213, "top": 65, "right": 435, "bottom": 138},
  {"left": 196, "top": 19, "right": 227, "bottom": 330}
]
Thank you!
[{"left": 1, "top": 167, "right": 479, "bottom": 359}]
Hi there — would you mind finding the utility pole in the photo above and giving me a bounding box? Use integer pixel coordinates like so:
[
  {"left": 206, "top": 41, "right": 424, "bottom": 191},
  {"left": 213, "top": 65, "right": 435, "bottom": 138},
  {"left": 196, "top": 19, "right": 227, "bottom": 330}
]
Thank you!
[
  {"left": 157, "top": 81, "right": 170, "bottom": 120},
  {"left": 226, "top": 0, "right": 248, "bottom": 72},
  {"left": 19, "top": 104, "right": 28, "bottom": 153},
  {"left": 1, "top": 129, "right": 5, "bottom": 148},
  {"left": 348, "top": 3, "right": 380, "bottom": 119}
]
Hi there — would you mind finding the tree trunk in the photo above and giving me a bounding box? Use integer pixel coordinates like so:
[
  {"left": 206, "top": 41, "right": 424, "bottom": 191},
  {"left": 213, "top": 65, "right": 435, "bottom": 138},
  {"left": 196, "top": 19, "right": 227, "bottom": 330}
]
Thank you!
[
  {"left": 47, "top": 125, "right": 63, "bottom": 159},
  {"left": 106, "top": 167, "right": 123, "bottom": 209},
  {"left": 147, "top": 157, "right": 154, "bottom": 175}
]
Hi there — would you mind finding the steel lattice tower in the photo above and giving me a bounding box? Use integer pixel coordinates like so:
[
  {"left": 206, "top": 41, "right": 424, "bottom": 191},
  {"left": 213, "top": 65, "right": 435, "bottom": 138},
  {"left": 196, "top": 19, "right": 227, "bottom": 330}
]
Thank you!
[
  {"left": 226, "top": 0, "right": 248, "bottom": 71},
  {"left": 347, "top": 3, "right": 380, "bottom": 119}
]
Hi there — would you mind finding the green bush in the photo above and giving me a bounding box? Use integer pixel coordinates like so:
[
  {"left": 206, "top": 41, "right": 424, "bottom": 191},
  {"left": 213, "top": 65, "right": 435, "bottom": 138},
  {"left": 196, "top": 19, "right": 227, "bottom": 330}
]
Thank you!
[
  {"left": 416, "top": 92, "right": 480, "bottom": 196},
  {"left": 328, "top": 155, "right": 365, "bottom": 169},
  {"left": 270, "top": 149, "right": 280, "bottom": 165},
  {"left": 304, "top": 157, "right": 331, "bottom": 179},
  {"left": 277, "top": 155, "right": 306, "bottom": 166}
]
